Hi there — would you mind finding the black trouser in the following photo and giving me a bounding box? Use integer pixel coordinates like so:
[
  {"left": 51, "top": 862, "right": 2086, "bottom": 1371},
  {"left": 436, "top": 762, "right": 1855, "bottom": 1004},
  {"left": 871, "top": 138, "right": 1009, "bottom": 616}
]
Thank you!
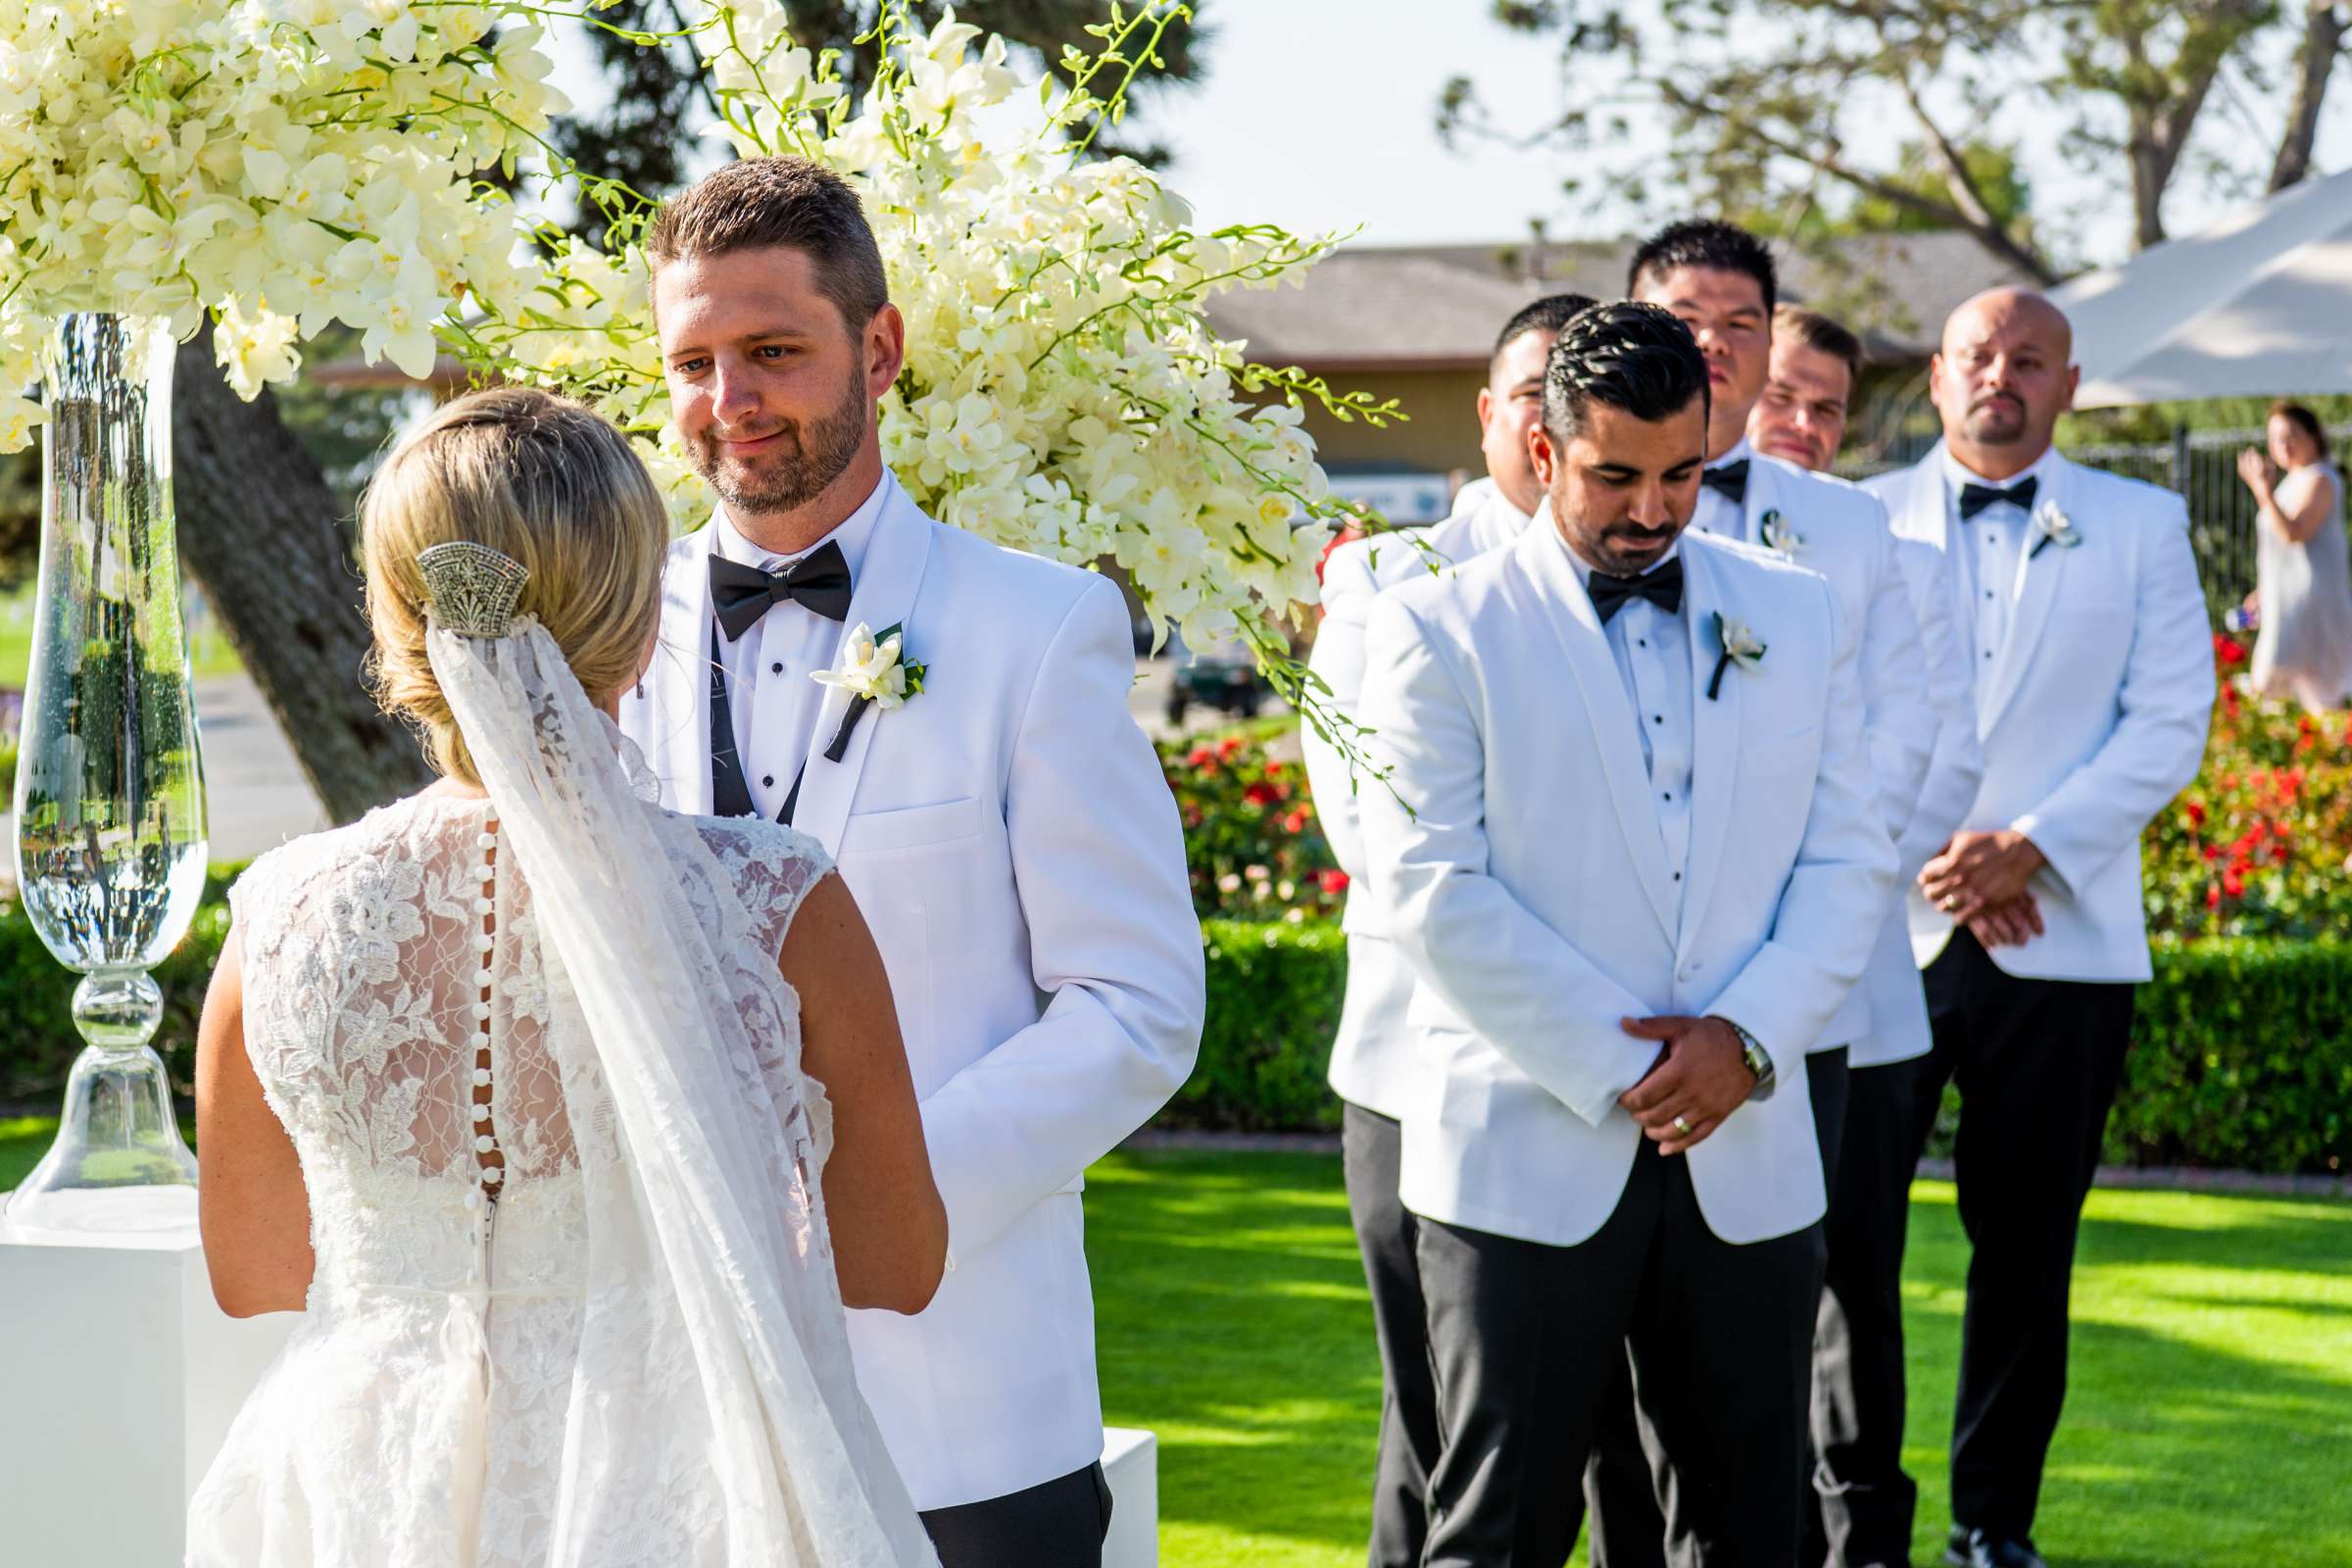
[
  {"left": 918, "top": 1461, "right": 1113, "bottom": 1568},
  {"left": 1912, "top": 930, "right": 2134, "bottom": 1542},
  {"left": 1342, "top": 1103, "right": 1440, "bottom": 1568},
  {"left": 1584, "top": 1051, "right": 1850, "bottom": 1568},
  {"left": 1806, "top": 1056, "right": 1927, "bottom": 1568},
  {"left": 1421, "top": 1139, "right": 1826, "bottom": 1568}
]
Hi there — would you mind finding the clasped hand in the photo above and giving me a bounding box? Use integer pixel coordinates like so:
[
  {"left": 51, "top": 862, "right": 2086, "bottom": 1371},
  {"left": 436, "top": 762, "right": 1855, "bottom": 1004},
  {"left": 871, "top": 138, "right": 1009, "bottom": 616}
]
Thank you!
[
  {"left": 1919, "top": 828, "right": 2047, "bottom": 948},
  {"left": 1616, "top": 1015, "right": 1757, "bottom": 1155}
]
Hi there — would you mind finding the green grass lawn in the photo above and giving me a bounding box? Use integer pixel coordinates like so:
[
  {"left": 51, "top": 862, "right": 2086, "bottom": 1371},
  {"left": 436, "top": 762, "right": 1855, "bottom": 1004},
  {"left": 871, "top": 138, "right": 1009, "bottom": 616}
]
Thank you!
[
  {"left": 6, "top": 1122, "right": 2340, "bottom": 1565},
  {"left": 1084, "top": 1149, "right": 2352, "bottom": 1568}
]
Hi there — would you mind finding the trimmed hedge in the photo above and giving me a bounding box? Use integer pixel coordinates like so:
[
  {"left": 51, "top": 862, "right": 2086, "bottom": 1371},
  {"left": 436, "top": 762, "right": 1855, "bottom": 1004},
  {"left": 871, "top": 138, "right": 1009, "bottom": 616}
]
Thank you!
[
  {"left": 0, "top": 865, "right": 238, "bottom": 1101},
  {"left": 2, "top": 895, "right": 2343, "bottom": 1174},
  {"left": 1180, "top": 922, "right": 2348, "bottom": 1176}
]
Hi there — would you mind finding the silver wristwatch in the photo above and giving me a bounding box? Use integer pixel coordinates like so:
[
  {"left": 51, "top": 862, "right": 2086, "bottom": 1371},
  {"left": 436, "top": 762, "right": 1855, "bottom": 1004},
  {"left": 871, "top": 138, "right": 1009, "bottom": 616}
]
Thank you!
[{"left": 1727, "top": 1020, "right": 1776, "bottom": 1101}]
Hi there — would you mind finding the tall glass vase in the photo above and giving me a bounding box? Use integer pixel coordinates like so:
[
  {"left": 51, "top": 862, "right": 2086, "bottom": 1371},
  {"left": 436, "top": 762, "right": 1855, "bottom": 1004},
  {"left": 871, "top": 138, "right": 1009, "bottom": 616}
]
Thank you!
[{"left": 7, "top": 313, "right": 208, "bottom": 1232}]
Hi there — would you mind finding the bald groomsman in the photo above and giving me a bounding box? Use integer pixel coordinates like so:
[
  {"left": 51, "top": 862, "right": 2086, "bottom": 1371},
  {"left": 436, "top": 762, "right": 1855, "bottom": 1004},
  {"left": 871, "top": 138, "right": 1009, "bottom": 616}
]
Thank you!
[
  {"left": 1751, "top": 304, "right": 1986, "bottom": 1568},
  {"left": 1582, "top": 223, "right": 1942, "bottom": 1568},
  {"left": 1299, "top": 292, "right": 1593, "bottom": 1568},
  {"left": 1861, "top": 290, "right": 2212, "bottom": 1568}
]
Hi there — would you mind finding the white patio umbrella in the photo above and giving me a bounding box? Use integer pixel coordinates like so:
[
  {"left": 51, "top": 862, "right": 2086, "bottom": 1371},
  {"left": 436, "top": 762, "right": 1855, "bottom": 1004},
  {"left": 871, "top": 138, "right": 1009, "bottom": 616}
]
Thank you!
[{"left": 2053, "top": 166, "right": 2352, "bottom": 408}]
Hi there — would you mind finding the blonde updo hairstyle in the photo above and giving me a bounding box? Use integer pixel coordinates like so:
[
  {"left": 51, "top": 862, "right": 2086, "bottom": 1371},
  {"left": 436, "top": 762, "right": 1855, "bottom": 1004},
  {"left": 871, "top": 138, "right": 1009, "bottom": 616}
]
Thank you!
[{"left": 363, "top": 387, "right": 669, "bottom": 787}]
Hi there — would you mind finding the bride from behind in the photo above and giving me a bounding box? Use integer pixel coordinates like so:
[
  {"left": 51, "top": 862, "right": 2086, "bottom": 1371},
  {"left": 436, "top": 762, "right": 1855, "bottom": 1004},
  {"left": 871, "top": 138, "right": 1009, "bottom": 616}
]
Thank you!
[{"left": 186, "top": 387, "right": 947, "bottom": 1566}]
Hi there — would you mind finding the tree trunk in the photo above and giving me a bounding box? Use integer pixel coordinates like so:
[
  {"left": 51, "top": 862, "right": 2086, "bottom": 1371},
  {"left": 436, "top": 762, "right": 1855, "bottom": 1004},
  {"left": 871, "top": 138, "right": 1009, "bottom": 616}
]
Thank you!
[
  {"left": 172, "top": 340, "right": 435, "bottom": 823},
  {"left": 2270, "top": 2, "right": 2347, "bottom": 191}
]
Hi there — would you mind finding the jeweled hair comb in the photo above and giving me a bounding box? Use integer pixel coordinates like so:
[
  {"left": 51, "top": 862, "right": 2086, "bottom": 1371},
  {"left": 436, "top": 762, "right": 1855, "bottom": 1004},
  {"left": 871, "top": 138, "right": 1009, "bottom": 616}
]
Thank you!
[{"left": 417, "top": 542, "right": 530, "bottom": 638}]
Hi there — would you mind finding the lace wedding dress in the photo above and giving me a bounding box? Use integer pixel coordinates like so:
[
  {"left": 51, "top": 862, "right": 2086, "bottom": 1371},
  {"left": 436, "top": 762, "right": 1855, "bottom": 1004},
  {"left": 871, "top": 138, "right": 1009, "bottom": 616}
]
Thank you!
[{"left": 185, "top": 789, "right": 929, "bottom": 1566}]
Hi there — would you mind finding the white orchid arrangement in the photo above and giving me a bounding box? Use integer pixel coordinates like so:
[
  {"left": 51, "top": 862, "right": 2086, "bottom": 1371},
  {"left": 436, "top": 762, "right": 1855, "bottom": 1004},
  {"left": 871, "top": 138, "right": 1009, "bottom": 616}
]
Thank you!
[
  {"left": 461, "top": 0, "right": 1398, "bottom": 715},
  {"left": 0, "top": 0, "right": 572, "bottom": 440},
  {"left": 0, "top": 0, "right": 1397, "bottom": 750},
  {"left": 1758, "top": 510, "right": 1802, "bottom": 559}
]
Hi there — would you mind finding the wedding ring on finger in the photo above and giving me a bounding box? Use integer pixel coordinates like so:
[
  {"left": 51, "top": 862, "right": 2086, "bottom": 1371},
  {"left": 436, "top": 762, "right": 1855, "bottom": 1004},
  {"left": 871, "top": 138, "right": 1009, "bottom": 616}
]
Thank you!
[
  {"left": 1941, "top": 894, "right": 1960, "bottom": 911},
  {"left": 1672, "top": 1114, "right": 1692, "bottom": 1136}
]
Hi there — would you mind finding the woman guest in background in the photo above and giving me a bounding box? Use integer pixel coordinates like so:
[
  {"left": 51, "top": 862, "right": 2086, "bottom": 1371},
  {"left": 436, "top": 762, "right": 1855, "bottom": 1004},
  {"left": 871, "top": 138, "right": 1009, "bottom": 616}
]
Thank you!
[{"left": 2237, "top": 401, "right": 2352, "bottom": 711}]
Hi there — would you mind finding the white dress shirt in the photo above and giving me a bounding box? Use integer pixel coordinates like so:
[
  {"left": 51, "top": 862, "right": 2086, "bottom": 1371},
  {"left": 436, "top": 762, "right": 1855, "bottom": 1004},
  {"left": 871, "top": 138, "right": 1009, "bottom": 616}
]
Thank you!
[
  {"left": 710, "top": 471, "right": 891, "bottom": 820},
  {"left": 1939, "top": 444, "right": 2062, "bottom": 708},
  {"left": 1560, "top": 534, "right": 1694, "bottom": 908}
]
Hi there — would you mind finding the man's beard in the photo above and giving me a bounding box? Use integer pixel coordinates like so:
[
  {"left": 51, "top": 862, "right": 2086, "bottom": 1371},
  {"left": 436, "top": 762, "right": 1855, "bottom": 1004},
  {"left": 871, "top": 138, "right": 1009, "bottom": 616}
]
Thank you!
[
  {"left": 692, "top": 368, "right": 869, "bottom": 514},
  {"left": 1963, "top": 394, "right": 2029, "bottom": 446}
]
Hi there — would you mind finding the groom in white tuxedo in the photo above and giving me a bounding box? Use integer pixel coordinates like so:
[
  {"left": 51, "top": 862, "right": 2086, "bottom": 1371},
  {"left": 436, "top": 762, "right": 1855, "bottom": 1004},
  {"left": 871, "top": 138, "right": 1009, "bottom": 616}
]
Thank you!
[
  {"left": 1298, "top": 288, "right": 1592, "bottom": 1568},
  {"left": 1858, "top": 290, "right": 2212, "bottom": 1568},
  {"left": 619, "top": 156, "right": 1205, "bottom": 1567},
  {"left": 1359, "top": 302, "right": 1895, "bottom": 1566}
]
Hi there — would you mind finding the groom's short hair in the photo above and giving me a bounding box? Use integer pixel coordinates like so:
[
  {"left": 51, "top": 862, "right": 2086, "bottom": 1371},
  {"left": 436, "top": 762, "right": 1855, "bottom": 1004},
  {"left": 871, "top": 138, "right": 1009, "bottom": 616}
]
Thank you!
[
  {"left": 645, "top": 156, "right": 890, "bottom": 333},
  {"left": 1540, "top": 302, "right": 1710, "bottom": 441}
]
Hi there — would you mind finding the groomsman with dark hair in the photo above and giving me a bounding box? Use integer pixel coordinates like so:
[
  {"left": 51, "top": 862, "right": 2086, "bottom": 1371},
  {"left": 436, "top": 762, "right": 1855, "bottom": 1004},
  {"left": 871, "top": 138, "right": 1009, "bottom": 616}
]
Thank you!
[
  {"left": 1747, "top": 301, "right": 1989, "bottom": 1568},
  {"left": 1583, "top": 221, "right": 1954, "bottom": 1568},
  {"left": 1299, "top": 290, "right": 1592, "bottom": 1568},
  {"left": 1861, "top": 289, "right": 2212, "bottom": 1568},
  {"left": 1360, "top": 300, "right": 1894, "bottom": 1566}
]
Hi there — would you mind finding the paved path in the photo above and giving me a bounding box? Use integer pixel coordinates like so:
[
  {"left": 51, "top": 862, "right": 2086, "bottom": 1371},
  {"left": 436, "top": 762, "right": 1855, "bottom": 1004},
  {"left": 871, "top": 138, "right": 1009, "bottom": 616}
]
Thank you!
[{"left": 190, "top": 676, "right": 333, "bottom": 862}]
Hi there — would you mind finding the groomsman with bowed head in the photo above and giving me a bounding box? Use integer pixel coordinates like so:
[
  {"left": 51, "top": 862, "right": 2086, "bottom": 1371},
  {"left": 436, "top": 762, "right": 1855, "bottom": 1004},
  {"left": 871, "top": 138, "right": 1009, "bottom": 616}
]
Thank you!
[
  {"left": 1584, "top": 221, "right": 1949, "bottom": 1568},
  {"left": 1860, "top": 288, "right": 2213, "bottom": 1568},
  {"left": 1357, "top": 300, "right": 1895, "bottom": 1566},
  {"left": 1749, "top": 303, "right": 1988, "bottom": 1568},
  {"left": 1297, "top": 289, "right": 1593, "bottom": 1568}
]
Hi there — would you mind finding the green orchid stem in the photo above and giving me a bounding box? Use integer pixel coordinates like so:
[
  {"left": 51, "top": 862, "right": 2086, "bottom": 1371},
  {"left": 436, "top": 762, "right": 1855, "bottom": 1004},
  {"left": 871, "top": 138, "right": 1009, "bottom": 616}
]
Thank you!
[{"left": 1707, "top": 652, "right": 1733, "bottom": 702}]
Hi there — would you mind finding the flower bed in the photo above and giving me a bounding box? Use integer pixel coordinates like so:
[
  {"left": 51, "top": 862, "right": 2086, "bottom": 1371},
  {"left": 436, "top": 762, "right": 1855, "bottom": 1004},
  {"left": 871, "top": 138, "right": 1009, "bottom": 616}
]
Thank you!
[
  {"left": 2145, "top": 635, "right": 2352, "bottom": 941},
  {"left": 1161, "top": 723, "right": 1346, "bottom": 922}
]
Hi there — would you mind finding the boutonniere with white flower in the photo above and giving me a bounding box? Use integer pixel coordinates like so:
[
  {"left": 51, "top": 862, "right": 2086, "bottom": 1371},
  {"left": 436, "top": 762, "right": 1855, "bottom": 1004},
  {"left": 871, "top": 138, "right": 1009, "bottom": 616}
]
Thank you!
[
  {"left": 1759, "top": 509, "right": 1803, "bottom": 559},
  {"left": 1708, "top": 612, "right": 1768, "bottom": 701},
  {"left": 811, "top": 620, "right": 929, "bottom": 760},
  {"left": 2030, "top": 501, "right": 2082, "bottom": 559}
]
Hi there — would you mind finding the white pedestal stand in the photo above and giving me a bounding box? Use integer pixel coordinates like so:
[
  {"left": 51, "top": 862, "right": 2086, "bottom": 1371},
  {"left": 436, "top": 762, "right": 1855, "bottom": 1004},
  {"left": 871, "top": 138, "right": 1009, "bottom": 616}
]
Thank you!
[
  {"left": 1102, "top": 1425, "right": 1160, "bottom": 1568},
  {"left": 0, "top": 1203, "right": 1162, "bottom": 1565},
  {"left": 0, "top": 1209, "right": 296, "bottom": 1565}
]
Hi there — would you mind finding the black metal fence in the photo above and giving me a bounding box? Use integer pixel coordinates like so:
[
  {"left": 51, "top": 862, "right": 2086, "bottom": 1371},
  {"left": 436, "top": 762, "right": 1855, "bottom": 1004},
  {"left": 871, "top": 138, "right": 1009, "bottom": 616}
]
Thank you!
[{"left": 1847, "top": 425, "right": 2351, "bottom": 620}]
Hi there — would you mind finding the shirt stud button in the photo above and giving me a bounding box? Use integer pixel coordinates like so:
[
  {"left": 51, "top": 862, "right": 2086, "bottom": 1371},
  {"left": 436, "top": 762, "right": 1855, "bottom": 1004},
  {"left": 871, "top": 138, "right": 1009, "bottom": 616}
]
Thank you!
[
  {"left": 762, "top": 775, "right": 775, "bottom": 788},
  {"left": 771, "top": 662, "right": 783, "bottom": 674}
]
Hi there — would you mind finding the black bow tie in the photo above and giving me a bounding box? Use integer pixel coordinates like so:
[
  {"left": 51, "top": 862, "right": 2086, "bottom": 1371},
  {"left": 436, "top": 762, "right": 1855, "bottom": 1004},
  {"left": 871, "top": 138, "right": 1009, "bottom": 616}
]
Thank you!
[
  {"left": 1958, "top": 477, "right": 2037, "bottom": 519},
  {"left": 1588, "top": 557, "right": 1685, "bottom": 624},
  {"left": 709, "top": 539, "right": 854, "bottom": 642},
  {"left": 1700, "top": 460, "right": 1749, "bottom": 505}
]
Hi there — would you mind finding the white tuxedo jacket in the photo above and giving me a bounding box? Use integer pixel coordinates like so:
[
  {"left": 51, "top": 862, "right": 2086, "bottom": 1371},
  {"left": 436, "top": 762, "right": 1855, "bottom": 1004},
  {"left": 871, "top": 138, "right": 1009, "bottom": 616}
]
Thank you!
[
  {"left": 1865, "top": 446, "right": 2213, "bottom": 983},
  {"left": 620, "top": 474, "right": 1205, "bottom": 1510},
  {"left": 1359, "top": 525, "right": 1896, "bottom": 1248},
  {"left": 1299, "top": 485, "right": 1534, "bottom": 1116},
  {"left": 1710, "top": 452, "right": 1936, "bottom": 1053},
  {"left": 1854, "top": 517, "right": 1984, "bottom": 1066}
]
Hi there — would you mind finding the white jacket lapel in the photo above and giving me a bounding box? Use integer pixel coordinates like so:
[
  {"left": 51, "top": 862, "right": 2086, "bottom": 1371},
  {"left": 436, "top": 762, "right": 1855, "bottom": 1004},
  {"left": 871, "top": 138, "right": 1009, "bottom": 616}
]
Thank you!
[
  {"left": 1738, "top": 454, "right": 1778, "bottom": 548},
  {"left": 790, "top": 481, "right": 936, "bottom": 856},
  {"left": 1981, "top": 454, "right": 2074, "bottom": 734},
  {"left": 1889, "top": 442, "right": 1955, "bottom": 555},
  {"left": 630, "top": 526, "right": 720, "bottom": 815},
  {"left": 1515, "top": 526, "right": 1679, "bottom": 944},
  {"left": 1678, "top": 542, "right": 1741, "bottom": 950}
]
